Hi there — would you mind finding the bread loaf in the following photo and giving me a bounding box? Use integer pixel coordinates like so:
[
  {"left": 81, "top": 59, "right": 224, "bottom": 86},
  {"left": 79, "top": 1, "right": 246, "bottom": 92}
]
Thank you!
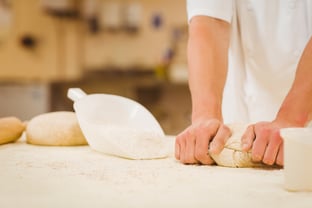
[
  {"left": 26, "top": 111, "right": 87, "bottom": 146},
  {"left": 0, "top": 117, "right": 25, "bottom": 145}
]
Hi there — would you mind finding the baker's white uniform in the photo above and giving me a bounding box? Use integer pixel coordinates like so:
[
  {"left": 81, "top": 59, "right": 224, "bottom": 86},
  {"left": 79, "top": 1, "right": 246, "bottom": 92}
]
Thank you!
[{"left": 187, "top": 0, "right": 312, "bottom": 124}]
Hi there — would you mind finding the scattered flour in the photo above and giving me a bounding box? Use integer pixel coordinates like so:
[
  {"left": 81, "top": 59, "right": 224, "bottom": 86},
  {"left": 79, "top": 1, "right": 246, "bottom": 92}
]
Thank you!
[{"left": 1, "top": 138, "right": 312, "bottom": 208}]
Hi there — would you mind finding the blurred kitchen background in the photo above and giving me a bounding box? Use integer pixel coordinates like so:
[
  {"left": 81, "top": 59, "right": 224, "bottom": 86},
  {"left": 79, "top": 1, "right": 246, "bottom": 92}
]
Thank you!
[{"left": 0, "top": 0, "right": 190, "bottom": 135}]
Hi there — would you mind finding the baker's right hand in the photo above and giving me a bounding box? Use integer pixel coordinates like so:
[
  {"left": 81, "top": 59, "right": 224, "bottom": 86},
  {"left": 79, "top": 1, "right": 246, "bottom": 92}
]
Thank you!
[{"left": 175, "top": 118, "right": 231, "bottom": 165}]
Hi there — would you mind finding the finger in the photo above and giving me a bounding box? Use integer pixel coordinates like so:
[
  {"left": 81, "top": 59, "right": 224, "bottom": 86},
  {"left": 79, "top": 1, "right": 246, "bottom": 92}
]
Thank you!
[
  {"left": 262, "top": 130, "right": 282, "bottom": 165},
  {"left": 175, "top": 129, "right": 188, "bottom": 161},
  {"left": 241, "top": 125, "right": 255, "bottom": 151},
  {"left": 175, "top": 136, "right": 181, "bottom": 160},
  {"left": 178, "top": 134, "right": 187, "bottom": 163},
  {"left": 252, "top": 128, "right": 269, "bottom": 162},
  {"left": 209, "top": 124, "right": 231, "bottom": 154},
  {"left": 194, "top": 129, "right": 215, "bottom": 165},
  {"left": 276, "top": 142, "right": 284, "bottom": 166},
  {"left": 182, "top": 130, "right": 198, "bottom": 164}
]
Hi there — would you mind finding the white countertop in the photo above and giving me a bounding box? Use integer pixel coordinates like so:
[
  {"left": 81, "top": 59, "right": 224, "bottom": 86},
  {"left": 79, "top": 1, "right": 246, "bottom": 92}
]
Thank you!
[{"left": 1, "top": 136, "right": 311, "bottom": 208}]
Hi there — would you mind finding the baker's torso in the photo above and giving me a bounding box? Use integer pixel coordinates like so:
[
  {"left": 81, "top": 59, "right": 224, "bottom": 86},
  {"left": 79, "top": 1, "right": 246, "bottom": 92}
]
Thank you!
[{"left": 222, "top": 0, "right": 312, "bottom": 124}]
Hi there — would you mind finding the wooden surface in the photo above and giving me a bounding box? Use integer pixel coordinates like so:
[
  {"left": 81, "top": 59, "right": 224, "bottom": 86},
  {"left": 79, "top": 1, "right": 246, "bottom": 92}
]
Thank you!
[{"left": 1, "top": 136, "right": 311, "bottom": 208}]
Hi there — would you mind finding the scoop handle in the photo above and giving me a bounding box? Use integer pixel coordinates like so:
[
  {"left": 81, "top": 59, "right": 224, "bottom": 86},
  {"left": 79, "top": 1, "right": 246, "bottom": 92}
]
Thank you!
[{"left": 67, "top": 88, "right": 87, "bottom": 102}]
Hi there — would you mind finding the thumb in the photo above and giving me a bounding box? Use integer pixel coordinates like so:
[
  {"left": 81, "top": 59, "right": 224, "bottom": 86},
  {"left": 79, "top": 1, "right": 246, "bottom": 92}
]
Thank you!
[{"left": 241, "top": 125, "right": 255, "bottom": 152}]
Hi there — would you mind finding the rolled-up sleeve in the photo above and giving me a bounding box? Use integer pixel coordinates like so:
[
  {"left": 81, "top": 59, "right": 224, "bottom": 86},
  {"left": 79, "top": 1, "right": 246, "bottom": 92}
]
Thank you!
[{"left": 187, "top": 0, "right": 234, "bottom": 23}]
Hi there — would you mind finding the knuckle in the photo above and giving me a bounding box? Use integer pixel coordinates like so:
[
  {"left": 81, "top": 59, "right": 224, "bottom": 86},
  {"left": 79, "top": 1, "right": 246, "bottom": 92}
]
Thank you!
[
  {"left": 187, "top": 126, "right": 195, "bottom": 135},
  {"left": 247, "top": 124, "right": 254, "bottom": 131},
  {"left": 252, "top": 152, "right": 262, "bottom": 162},
  {"left": 261, "top": 127, "right": 269, "bottom": 135},
  {"left": 268, "top": 132, "right": 283, "bottom": 146},
  {"left": 221, "top": 124, "right": 231, "bottom": 133},
  {"left": 196, "top": 124, "right": 209, "bottom": 136},
  {"left": 209, "top": 141, "right": 223, "bottom": 154},
  {"left": 257, "top": 121, "right": 268, "bottom": 128},
  {"left": 175, "top": 135, "right": 184, "bottom": 146},
  {"left": 211, "top": 141, "right": 221, "bottom": 150},
  {"left": 271, "top": 135, "right": 282, "bottom": 144},
  {"left": 241, "top": 135, "right": 249, "bottom": 143},
  {"left": 213, "top": 137, "right": 225, "bottom": 147},
  {"left": 177, "top": 129, "right": 194, "bottom": 143},
  {"left": 241, "top": 133, "right": 248, "bottom": 143},
  {"left": 194, "top": 150, "right": 207, "bottom": 161},
  {"left": 218, "top": 137, "right": 226, "bottom": 146},
  {"left": 185, "top": 128, "right": 196, "bottom": 140},
  {"left": 255, "top": 123, "right": 269, "bottom": 134}
]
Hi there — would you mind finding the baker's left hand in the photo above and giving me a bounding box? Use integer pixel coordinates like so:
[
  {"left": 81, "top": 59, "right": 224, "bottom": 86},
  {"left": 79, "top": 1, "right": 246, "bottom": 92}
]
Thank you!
[{"left": 241, "top": 121, "right": 287, "bottom": 166}]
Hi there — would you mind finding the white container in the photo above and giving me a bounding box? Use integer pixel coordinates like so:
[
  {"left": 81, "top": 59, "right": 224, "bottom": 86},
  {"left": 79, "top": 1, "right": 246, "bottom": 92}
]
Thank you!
[
  {"left": 67, "top": 88, "right": 168, "bottom": 160},
  {"left": 280, "top": 128, "right": 312, "bottom": 192}
]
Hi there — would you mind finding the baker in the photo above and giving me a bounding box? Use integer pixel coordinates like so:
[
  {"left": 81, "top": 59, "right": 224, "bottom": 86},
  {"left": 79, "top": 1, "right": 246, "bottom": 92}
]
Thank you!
[{"left": 175, "top": 0, "right": 312, "bottom": 166}]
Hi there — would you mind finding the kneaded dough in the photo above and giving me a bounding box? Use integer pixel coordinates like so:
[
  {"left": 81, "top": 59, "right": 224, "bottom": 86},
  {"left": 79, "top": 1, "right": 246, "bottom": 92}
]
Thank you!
[
  {"left": 26, "top": 111, "right": 87, "bottom": 146},
  {"left": 0, "top": 117, "right": 25, "bottom": 145},
  {"left": 210, "top": 124, "right": 266, "bottom": 168}
]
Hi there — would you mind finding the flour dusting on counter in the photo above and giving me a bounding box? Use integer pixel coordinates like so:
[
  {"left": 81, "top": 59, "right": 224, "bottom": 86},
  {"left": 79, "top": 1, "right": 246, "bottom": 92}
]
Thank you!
[{"left": 1, "top": 138, "right": 312, "bottom": 208}]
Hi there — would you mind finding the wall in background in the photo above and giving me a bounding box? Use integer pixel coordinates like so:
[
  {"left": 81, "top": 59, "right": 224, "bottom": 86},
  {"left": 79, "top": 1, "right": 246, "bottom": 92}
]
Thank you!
[
  {"left": 0, "top": 0, "right": 190, "bottom": 134},
  {"left": 0, "top": 0, "right": 188, "bottom": 81},
  {"left": 0, "top": 0, "right": 82, "bottom": 82},
  {"left": 83, "top": 0, "right": 187, "bottom": 70},
  {"left": 0, "top": 83, "right": 50, "bottom": 121}
]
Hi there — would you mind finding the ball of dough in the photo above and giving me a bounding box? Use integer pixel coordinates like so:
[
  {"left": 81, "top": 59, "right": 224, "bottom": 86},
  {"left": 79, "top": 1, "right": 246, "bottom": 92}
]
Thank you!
[
  {"left": 0, "top": 117, "right": 25, "bottom": 145},
  {"left": 210, "top": 123, "right": 267, "bottom": 168},
  {"left": 26, "top": 111, "right": 87, "bottom": 146}
]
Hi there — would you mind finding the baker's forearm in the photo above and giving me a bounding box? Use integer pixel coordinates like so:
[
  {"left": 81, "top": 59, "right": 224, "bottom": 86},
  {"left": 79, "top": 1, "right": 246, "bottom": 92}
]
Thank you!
[
  {"left": 276, "top": 37, "right": 312, "bottom": 126},
  {"left": 188, "top": 16, "right": 230, "bottom": 122}
]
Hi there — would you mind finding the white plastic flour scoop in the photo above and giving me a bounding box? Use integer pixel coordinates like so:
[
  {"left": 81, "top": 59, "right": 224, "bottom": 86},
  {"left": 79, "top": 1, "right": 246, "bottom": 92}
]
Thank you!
[{"left": 67, "top": 88, "right": 169, "bottom": 159}]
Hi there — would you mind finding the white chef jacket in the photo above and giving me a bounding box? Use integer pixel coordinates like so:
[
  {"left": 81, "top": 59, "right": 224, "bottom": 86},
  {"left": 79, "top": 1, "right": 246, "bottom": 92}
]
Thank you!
[{"left": 187, "top": 0, "right": 312, "bottom": 124}]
